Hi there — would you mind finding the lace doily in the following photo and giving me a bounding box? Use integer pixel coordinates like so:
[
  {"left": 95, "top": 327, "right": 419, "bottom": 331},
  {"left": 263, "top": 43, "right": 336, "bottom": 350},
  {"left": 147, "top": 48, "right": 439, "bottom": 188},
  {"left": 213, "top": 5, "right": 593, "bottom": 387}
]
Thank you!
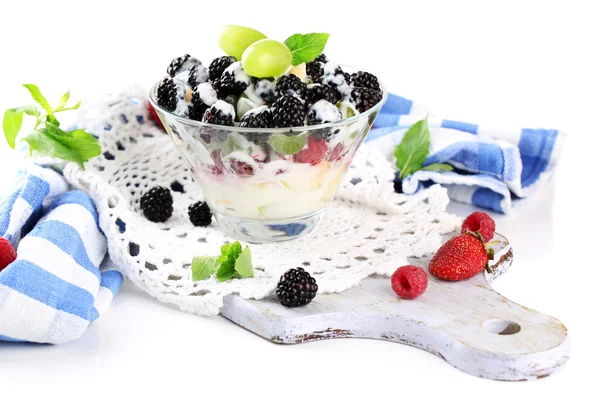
[{"left": 63, "top": 86, "right": 460, "bottom": 316}]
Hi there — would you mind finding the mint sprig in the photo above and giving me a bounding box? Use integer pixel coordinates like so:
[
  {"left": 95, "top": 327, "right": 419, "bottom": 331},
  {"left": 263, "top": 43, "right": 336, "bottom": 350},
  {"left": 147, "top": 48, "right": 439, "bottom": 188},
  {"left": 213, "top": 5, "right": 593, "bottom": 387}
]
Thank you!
[
  {"left": 284, "top": 33, "right": 330, "bottom": 66},
  {"left": 2, "top": 84, "right": 100, "bottom": 169},
  {"left": 191, "top": 241, "right": 254, "bottom": 282},
  {"left": 394, "top": 117, "right": 453, "bottom": 180}
]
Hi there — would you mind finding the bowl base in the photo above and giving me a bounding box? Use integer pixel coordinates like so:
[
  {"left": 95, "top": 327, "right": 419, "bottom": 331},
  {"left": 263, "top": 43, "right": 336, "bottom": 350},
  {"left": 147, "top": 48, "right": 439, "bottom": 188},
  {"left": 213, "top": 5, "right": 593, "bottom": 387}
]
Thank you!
[{"left": 213, "top": 210, "right": 325, "bottom": 244}]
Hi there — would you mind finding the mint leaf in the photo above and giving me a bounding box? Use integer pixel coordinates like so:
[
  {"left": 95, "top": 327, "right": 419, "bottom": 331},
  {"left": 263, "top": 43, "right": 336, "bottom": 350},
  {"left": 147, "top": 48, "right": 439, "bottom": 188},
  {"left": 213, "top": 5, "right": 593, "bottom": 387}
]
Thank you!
[
  {"left": 234, "top": 247, "right": 254, "bottom": 278},
  {"left": 23, "top": 84, "right": 53, "bottom": 114},
  {"left": 284, "top": 33, "right": 330, "bottom": 66},
  {"left": 268, "top": 133, "right": 307, "bottom": 155},
  {"left": 23, "top": 127, "right": 100, "bottom": 169},
  {"left": 216, "top": 255, "right": 236, "bottom": 282},
  {"left": 191, "top": 256, "right": 220, "bottom": 281},
  {"left": 3, "top": 106, "right": 41, "bottom": 148},
  {"left": 422, "top": 163, "right": 454, "bottom": 172},
  {"left": 56, "top": 90, "right": 70, "bottom": 110},
  {"left": 394, "top": 117, "right": 431, "bottom": 179}
]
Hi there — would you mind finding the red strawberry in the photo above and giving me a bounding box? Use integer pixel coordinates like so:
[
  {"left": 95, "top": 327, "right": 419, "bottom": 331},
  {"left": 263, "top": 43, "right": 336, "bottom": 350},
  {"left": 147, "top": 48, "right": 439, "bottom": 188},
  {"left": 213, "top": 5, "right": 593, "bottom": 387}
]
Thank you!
[
  {"left": 391, "top": 265, "right": 428, "bottom": 299},
  {"left": 429, "top": 233, "right": 489, "bottom": 281},
  {"left": 294, "top": 136, "right": 327, "bottom": 165},
  {"left": 461, "top": 211, "right": 495, "bottom": 242},
  {"left": 0, "top": 237, "right": 17, "bottom": 272},
  {"left": 147, "top": 101, "right": 166, "bottom": 132}
]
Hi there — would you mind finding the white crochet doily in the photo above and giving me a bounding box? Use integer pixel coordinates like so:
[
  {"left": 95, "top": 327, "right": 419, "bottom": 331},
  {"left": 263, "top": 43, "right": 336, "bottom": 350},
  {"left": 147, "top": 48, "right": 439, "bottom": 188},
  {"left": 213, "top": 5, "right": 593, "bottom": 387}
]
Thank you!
[{"left": 63, "top": 86, "right": 460, "bottom": 316}]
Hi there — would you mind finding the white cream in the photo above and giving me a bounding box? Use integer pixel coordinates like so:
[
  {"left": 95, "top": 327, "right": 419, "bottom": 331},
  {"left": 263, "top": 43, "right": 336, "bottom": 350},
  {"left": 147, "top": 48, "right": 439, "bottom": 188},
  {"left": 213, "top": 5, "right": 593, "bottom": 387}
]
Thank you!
[
  {"left": 309, "top": 100, "right": 342, "bottom": 124},
  {"left": 196, "top": 82, "right": 218, "bottom": 106},
  {"left": 322, "top": 62, "right": 351, "bottom": 98},
  {"left": 224, "top": 61, "right": 251, "bottom": 85},
  {"left": 212, "top": 99, "right": 235, "bottom": 117}
]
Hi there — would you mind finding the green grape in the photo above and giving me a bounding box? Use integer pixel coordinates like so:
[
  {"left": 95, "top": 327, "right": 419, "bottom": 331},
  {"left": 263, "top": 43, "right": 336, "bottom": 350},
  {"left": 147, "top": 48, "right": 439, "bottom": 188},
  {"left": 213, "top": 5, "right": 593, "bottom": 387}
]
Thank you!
[
  {"left": 242, "top": 39, "right": 292, "bottom": 78},
  {"left": 218, "top": 25, "right": 267, "bottom": 60},
  {"left": 268, "top": 133, "right": 307, "bottom": 155}
]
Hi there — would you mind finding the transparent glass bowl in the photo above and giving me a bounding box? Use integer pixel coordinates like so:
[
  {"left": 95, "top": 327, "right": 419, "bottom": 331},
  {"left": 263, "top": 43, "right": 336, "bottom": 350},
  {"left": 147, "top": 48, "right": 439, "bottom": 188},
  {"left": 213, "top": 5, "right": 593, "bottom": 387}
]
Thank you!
[{"left": 149, "top": 82, "right": 386, "bottom": 243}]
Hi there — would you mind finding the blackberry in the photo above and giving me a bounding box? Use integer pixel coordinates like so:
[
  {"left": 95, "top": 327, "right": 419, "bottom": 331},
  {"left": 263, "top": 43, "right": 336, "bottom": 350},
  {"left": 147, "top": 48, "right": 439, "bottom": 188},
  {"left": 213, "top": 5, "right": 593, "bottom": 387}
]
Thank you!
[
  {"left": 271, "top": 95, "right": 305, "bottom": 128},
  {"left": 202, "top": 100, "right": 235, "bottom": 126},
  {"left": 274, "top": 74, "right": 307, "bottom": 100},
  {"left": 188, "top": 64, "right": 209, "bottom": 87},
  {"left": 140, "top": 186, "right": 173, "bottom": 223},
  {"left": 167, "top": 54, "right": 200, "bottom": 77},
  {"left": 188, "top": 201, "right": 212, "bottom": 227},
  {"left": 155, "top": 77, "right": 178, "bottom": 111},
  {"left": 240, "top": 106, "right": 274, "bottom": 128},
  {"left": 189, "top": 82, "right": 219, "bottom": 121},
  {"left": 251, "top": 77, "right": 276, "bottom": 103},
  {"left": 314, "top": 53, "right": 328, "bottom": 63},
  {"left": 351, "top": 71, "right": 381, "bottom": 92},
  {"left": 306, "top": 83, "right": 339, "bottom": 108},
  {"left": 276, "top": 268, "right": 318, "bottom": 307},
  {"left": 209, "top": 56, "right": 236, "bottom": 81},
  {"left": 321, "top": 63, "right": 349, "bottom": 100},
  {"left": 218, "top": 62, "right": 250, "bottom": 96},
  {"left": 307, "top": 100, "right": 342, "bottom": 126},
  {"left": 306, "top": 61, "right": 324, "bottom": 83},
  {"left": 350, "top": 87, "right": 383, "bottom": 113}
]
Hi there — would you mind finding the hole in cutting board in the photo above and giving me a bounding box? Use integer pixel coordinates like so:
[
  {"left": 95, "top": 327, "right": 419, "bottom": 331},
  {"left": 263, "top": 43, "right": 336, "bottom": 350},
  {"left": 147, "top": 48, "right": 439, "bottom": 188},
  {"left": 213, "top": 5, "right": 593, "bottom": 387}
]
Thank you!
[{"left": 484, "top": 320, "right": 521, "bottom": 335}]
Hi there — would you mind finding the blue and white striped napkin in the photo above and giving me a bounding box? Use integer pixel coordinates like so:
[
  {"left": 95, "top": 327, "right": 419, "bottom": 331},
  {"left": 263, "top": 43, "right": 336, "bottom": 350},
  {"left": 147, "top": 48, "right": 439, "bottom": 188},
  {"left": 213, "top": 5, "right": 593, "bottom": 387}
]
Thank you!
[
  {"left": 368, "top": 93, "right": 566, "bottom": 213},
  {"left": 0, "top": 165, "right": 123, "bottom": 344}
]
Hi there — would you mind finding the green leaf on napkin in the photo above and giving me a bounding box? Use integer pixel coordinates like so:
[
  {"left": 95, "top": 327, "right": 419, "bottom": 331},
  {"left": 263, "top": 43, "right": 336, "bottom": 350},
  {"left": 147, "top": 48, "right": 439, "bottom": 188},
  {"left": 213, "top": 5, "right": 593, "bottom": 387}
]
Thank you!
[
  {"left": 422, "top": 163, "right": 454, "bottom": 172},
  {"left": 234, "top": 247, "right": 254, "bottom": 278},
  {"left": 284, "top": 33, "right": 330, "bottom": 66},
  {"left": 394, "top": 116, "right": 431, "bottom": 179},
  {"left": 191, "top": 256, "right": 220, "bottom": 281},
  {"left": 2, "top": 84, "right": 100, "bottom": 169}
]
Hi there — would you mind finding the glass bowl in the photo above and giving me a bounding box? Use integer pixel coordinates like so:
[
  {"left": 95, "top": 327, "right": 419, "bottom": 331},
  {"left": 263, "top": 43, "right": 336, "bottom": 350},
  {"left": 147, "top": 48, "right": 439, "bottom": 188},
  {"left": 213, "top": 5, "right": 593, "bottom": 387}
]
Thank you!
[{"left": 149, "top": 80, "right": 387, "bottom": 243}]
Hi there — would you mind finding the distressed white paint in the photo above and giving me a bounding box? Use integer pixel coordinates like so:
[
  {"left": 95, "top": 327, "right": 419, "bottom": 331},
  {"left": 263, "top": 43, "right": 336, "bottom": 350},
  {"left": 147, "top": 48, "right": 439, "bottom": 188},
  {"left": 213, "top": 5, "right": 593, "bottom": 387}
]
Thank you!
[{"left": 220, "top": 234, "right": 569, "bottom": 381}]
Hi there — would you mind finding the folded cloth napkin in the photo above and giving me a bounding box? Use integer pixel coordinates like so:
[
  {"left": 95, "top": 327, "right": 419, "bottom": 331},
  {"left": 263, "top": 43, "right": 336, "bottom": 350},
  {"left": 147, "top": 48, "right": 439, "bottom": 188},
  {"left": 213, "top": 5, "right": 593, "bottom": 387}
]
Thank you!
[
  {"left": 368, "top": 93, "right": 566, "bottom": 213},
  {"left": 0, "top": 164, "right": 123, "bottom": 344}
]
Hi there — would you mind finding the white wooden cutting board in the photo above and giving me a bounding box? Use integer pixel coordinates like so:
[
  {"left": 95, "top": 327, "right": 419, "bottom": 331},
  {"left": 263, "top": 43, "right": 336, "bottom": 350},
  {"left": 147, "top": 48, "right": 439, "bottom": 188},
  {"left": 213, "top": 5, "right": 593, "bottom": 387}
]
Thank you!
[{"left": 220, "top": 233, "right": 569, "bottom": 381}]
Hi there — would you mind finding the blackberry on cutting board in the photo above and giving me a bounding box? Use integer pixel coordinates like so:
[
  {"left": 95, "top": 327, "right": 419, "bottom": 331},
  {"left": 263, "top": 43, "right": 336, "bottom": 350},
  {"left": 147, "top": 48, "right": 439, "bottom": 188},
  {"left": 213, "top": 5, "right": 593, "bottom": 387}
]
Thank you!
[
  {"left": 350, "top": 87, "right": 383, "bottom": 113},
  {"left": 140, "top": 186, "right": 173, "bottom": 223},
  {"left": 274, "top": 74, "right": 307, "bottom": 100},
  {"left": 276, "top": 268, "right": 318, "bottom": 307},
  {"left": 202, "top": 100, "right": 235, "bottom": 126},
  {"left": 188, "top": 201, "right": 212, "bottom": 227},
  {"left": 167, "top": 54, "right": 200, "bottom": 77},
  {"left": 271, "top": 95, "right": 305, "bottom": 128},
  {"left": 351, "top": 71, "right": 381, "bottom": 92},
  {"left": 209, "top": 56, "right": 236, "bottom": 81},
  {"left": 155, "top": 77, "right": 178, "bottom": 112}
]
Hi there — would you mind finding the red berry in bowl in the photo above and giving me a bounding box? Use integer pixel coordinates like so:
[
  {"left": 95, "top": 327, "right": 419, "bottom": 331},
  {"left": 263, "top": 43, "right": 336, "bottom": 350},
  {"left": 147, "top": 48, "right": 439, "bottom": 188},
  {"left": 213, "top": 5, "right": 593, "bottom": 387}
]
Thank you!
[
  {"left": 294, "top": 136, "right": 327, "bottom": 165},
  {"left": 391, "top": 265, "right": 428, "bottom": 299},
  {"left": 0, "top": 237, "right": 17, "bottom": 272},
  {"left": 147, "top": 101, "right": 166, "bottom": 132},
  {"left": 461, "top": 211, "right": 496, "bottom": 242}
]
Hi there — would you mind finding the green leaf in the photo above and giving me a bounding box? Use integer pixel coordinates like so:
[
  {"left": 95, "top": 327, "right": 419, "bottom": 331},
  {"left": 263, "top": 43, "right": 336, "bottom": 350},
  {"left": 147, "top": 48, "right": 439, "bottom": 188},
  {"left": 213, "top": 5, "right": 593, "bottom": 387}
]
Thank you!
[
  {"left": 2, "top": 106, "right": 40, "bottom": 148},
  {"left": 216, "top": 241, "right": 244, "bottom": 282},
  {"left": 284, "top": 33, "right": 330, "bottom": 66},
  {"left": 268, "top": 133, "right": 307, "bottom": 155},
  {"left": 23, "top": 127, "right": 101, "bottom": 169},
  {"left": 56, "top": 90, "right": 70, "bottom": 110},
  {"left": 23, "top": 84, "right": 53, "bottom": 114},
  {"left": 46, "top": 114, "right": 60, "bottom": 127},
  {"left": 394, "top": 117, "right": 431, "bottom": 179},
  {"left": 422, "top": 163, "right": 454, "bottom": 172},
  {"left": 234, "top": 247, "right": 254, "bottom": 278},
  {"left": 191, "top": 256, "right": 220, "bottom": 281}
]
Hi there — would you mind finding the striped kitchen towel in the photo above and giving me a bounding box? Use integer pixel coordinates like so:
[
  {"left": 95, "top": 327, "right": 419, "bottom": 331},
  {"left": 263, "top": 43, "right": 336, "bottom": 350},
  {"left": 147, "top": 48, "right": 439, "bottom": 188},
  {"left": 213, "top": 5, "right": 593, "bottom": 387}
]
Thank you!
[
  {"left": 0, "top": 164, "right": 123, "bottom": 344},
  {"left": 368, "top": 93, "right": 566, "bottom": 213}
]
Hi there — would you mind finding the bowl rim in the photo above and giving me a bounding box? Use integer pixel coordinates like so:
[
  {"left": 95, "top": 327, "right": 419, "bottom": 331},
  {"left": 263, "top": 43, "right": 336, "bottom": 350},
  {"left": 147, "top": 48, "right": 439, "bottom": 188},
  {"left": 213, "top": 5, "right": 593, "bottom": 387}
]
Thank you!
[{"left": 148, "top": 69, "right": 388, "bottom": 133}]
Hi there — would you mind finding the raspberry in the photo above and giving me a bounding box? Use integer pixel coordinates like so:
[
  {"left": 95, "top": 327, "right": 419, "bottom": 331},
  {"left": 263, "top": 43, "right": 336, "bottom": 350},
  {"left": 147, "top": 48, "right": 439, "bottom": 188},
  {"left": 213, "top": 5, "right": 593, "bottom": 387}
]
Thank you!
[
  {"left": 0, "top": 237, "right": 17, "bottom": 272},
  {"left": 294, "top": 136, "right": 327, "bottom": 165},
  {"left": 147, "top": 101, "right": 165, "bottom": 132},
  {"left": 391, "top": 265, "right": 428, "bottom": 299},
  {"left": 326, "top": 143, "right": 345, "bottom": 162},
  {"left": 230, "top": 160, "right": 254, "bottom": 176},
  {"left": 461, "top": 211, "right": 496, "bottom": 242}
]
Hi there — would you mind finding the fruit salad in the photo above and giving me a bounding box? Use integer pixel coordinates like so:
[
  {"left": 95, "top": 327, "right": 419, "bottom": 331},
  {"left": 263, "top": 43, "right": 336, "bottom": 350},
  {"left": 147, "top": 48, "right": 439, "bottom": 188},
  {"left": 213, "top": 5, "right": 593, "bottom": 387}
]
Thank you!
[{"left": 150, "top": 26, "right": 385, "bottom": 239}]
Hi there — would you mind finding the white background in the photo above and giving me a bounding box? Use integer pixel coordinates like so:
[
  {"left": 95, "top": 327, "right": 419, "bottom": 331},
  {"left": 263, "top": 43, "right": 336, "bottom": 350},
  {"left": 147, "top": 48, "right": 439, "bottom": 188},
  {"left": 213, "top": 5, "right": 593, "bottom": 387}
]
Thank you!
[{"left": 0, "top": 0, "right": 598, "bottom": 398}]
